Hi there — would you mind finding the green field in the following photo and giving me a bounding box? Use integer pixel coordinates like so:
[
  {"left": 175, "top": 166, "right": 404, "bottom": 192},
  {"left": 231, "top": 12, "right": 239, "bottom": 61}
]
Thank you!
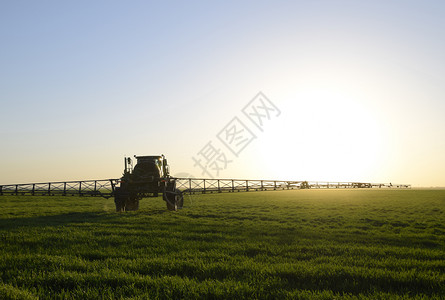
[{"left": 0, "top": 189, "right": 444, "bottom": 299}]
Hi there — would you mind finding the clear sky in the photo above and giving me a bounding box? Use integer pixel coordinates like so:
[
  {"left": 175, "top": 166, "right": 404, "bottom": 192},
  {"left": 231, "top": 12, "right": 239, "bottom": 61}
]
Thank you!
[{"left": 1, "top": 1, "right": 444, "bottom": 187}]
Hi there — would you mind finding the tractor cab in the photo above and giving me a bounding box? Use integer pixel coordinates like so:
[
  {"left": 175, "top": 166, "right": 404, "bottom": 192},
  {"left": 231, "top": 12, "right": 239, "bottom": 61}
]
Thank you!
[
  {"left": 121, "top": 154, "right": 170, "bottom": 189},
  {"left": 126, "top": 155, "right": 170, "bottom": 179}
]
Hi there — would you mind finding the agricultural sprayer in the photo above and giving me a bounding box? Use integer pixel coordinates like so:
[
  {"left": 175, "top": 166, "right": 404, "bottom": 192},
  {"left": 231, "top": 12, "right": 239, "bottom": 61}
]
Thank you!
[
  {"left": 0, "top": 155, "right": 411, "bottom": 212},
  {"left": 115, "top": 155, "right": 183, "bottom": 212}
]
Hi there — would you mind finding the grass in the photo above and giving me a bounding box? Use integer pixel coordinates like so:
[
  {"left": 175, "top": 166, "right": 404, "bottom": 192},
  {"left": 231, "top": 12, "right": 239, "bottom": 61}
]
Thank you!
[{"left": 0, "top": 189, "right": 444, "bottom": 299}]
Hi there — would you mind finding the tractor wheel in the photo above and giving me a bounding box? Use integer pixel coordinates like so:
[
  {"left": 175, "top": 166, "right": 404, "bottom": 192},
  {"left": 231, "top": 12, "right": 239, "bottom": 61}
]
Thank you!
[
  {"left": 125, "top": 195, "right": 140, "bottom": 211},
  {"left": 164, "top": 189, "right": 177, "bottom": 211},
  {"left": 166, "top": 199, "right": 176, "bottom": 211},
  {"left": 177, "top": 191, "right": 184, "bottom": 209},
  {"left": 163, "top": 187, "right": 183, "bottom": 211},
  {"left": 114, "top": 187, "right": 129, "bottom": 212}
]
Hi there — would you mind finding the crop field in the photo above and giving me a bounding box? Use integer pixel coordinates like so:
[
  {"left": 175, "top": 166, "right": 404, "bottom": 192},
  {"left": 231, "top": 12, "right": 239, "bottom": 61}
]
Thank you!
[{"left": 0, "top": 189, "right": 444, "bottom": 299}]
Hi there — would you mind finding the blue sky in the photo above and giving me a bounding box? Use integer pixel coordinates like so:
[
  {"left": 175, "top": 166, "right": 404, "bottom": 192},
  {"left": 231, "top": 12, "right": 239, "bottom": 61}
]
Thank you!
[{"left": 1, "top": 1, "right": 444, "bottom": 186}]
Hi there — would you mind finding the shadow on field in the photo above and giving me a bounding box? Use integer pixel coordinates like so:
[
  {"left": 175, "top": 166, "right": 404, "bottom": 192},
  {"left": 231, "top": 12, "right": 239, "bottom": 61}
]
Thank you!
[
  {"left": 0, "top": 209, "right": 168, "bottom": 230},
  {"left": 0, "top": 212, "right": 111, "bottom": 230}
]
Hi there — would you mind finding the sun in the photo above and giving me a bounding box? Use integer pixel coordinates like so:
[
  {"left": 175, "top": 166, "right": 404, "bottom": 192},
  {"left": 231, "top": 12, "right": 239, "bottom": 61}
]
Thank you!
[{"left": 253, "top": 90, "right": 385, "bottom": 182}]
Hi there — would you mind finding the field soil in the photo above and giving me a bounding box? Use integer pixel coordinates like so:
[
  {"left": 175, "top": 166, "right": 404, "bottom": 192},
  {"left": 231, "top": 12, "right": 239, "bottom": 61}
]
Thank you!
[{"left": 0, "top": 189, "right": 444, "bottom": 299}]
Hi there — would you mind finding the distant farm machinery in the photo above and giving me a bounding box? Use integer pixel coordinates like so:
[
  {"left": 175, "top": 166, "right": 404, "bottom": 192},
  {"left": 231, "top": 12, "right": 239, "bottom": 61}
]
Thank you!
[{"left": 0, "top": 155, "right": 411, "bottom": 211}]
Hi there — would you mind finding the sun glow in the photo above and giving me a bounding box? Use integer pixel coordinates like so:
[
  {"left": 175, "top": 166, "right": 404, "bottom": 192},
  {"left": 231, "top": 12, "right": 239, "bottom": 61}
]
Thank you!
[{"left": 254, "top": 89, "right": 384, "bottom": 182}]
